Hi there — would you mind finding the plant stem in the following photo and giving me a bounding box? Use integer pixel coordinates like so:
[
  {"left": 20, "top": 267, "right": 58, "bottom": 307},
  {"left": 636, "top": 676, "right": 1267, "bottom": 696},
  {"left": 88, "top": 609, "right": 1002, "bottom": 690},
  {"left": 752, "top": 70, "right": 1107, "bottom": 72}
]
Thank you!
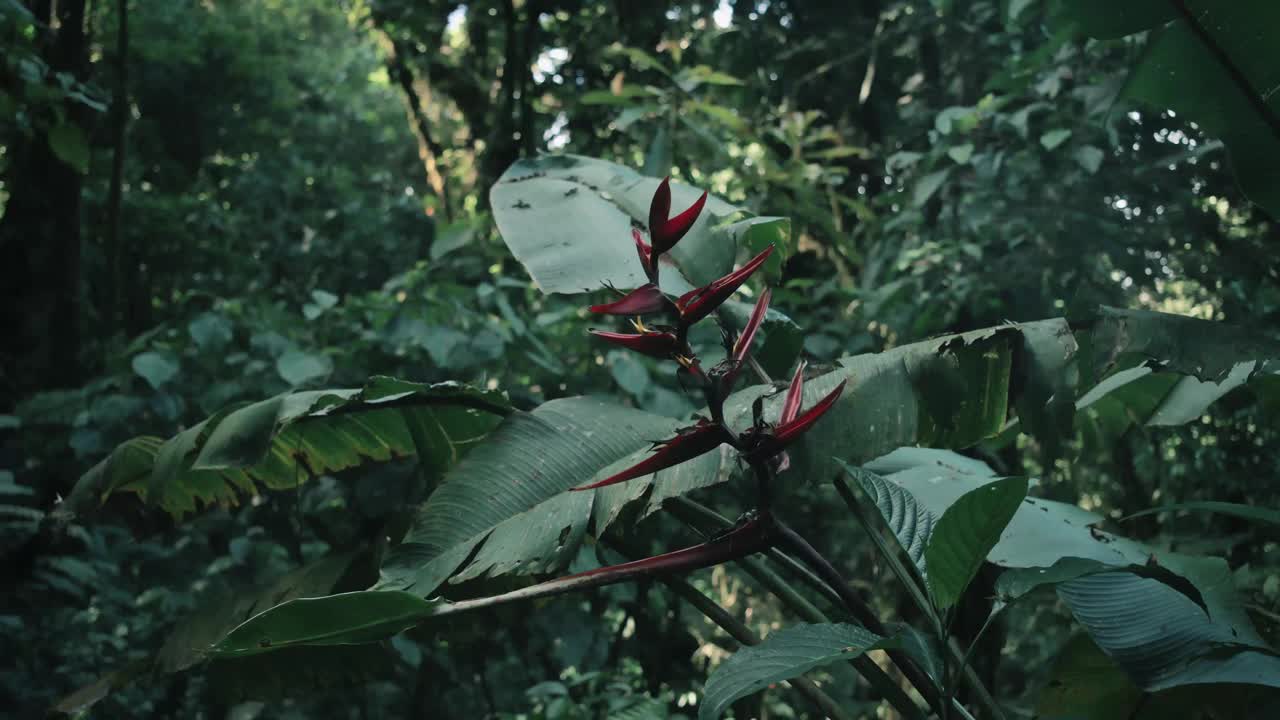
[
  {"left": 772, "top": 518, "right": 946, "bottom": 715},
  {"left": 431, "top": 515, "right": 771, "bottom": 617},
  {"left": 654, "top": 568, "right": 858, "bottom": 720},
  {"left": 668, "top": 503, "right": 926, "bottom": 720},
  {"left": 666, "top": 497, "right": 843, "bottom": 607},
  {"left": 834, "top": 477, "right": 939, "bottom": 631},
  {"left": 834, "top": 477, "right": 1007, "bottom": 720}
]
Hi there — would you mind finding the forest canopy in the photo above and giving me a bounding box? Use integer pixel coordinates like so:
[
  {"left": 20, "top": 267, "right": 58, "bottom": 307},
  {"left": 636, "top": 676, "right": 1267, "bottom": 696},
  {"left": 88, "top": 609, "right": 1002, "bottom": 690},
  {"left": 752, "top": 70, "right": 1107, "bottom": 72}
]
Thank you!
[{"left": 2, "top": 1, "right": 1279, "bottom": 718}]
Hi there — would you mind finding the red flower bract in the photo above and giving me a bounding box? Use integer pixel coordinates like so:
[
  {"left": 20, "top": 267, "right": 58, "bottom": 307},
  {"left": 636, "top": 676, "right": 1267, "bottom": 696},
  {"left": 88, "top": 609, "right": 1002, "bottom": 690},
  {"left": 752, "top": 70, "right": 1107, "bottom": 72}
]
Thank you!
[
  {"left": 633, "top": 228, "right": 655, "bottom": 282},
  {"left": 649, "top": 177, "right": 708, "bottom": 254},
  {"left": 676, "top": 245, "right": 774, "bottom": 324},
  {"left": 573, "top": 419, "right": 730, "bottom": 490},
  {"left": 743, "top": 379, "right": 847, "bottom": 463},
  {"left": 590, "top": 283, "right": 670, "bottom": 316},
  {"left": 590, "top": 329, "right": 682, "bottom": 358}
]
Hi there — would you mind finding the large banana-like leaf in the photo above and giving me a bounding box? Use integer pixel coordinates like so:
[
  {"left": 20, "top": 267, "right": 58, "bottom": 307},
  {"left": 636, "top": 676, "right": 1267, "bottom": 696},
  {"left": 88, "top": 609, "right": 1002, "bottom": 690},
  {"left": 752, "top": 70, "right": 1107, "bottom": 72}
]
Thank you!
[
  {"left": 858, "top": 448, "right": 1280, "bottom": 691},
  {"left": 378, "top": 397, "right": 687, "bottom": 596},
  {"left": 62, "top": 377, "right": 509, "bottom": 519},
  {"left": 490, "top": 153, "right": 764, "bottom": 293}
]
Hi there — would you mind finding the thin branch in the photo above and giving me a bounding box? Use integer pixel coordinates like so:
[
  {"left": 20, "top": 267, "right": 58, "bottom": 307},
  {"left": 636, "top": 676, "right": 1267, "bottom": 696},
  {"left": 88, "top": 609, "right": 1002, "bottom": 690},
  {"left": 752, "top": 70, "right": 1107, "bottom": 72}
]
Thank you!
[
  {"left": 666, "top": 497, "right": 843, "bottom": 607},
  {"left": 772, "top": 518, "right": 946, "bottom": 715},
  {"left": 430, "top": 515, "right": 771, "bottom": 617}
]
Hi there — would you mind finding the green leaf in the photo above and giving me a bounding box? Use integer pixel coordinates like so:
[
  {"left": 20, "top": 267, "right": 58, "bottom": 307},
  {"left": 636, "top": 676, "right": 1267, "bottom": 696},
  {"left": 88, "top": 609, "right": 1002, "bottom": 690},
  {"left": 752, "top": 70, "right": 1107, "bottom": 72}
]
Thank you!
[
  {"left": 188, "top": 312, "right": 233, "bottom": 349},
  {"left": 47, "top": 122, "right": 89, "bottom": 173},
  {"left": 698, "top": 623, "right": 885, "bottom": 720},
  {"left": 912, "top": 168, "right": 951, "bottom": 207},
  {"left": 159, "top": 551, "right": 367, "bottom": 671},
  {"left": 924, "top": 476, "right": 1028, "bottom": 609},
  {"left": 1121, "top": 1, "right": 1280, "bottom": 217},
  {"left": 841, "top": 462, "right": 935, "bottom": 573},
  {"left": 1039, "top": 128, "right": 1072, "bottom": 150},
  {"left": 1124, "top": 501, "right": 1280, "bottom": 527},
  {"left": 490, "top": 154, "right": 745, "bottom": 294},
  {"left": 1058, "top": 558, "right": 1280, "bottom": 690},
  {"left": 131, "top": 351, "right": 180, "bottom": 389},
  {"left": 994, "top": 556, "right": 1207, "bottom": 614},
  {"left": 62, "top": 378, "right": 507, "bottom": 519},
  {"left": 379, "top": 397, "right": 685, "bottom": 596},
  {"left": 947, "top": 143, "right": 974, "bottom": 164},
  {"left": 870, "top": 448, "right": 1280, "bottom": 690},
  {"left": 276, "top": 349, "right": 332, "bottom": 386},
  {"left": 212, "top": 591, "right": 438, "bottom": 658},
  {"left": 1074, "top": 144, "right": 1106, "bottom": 173}
]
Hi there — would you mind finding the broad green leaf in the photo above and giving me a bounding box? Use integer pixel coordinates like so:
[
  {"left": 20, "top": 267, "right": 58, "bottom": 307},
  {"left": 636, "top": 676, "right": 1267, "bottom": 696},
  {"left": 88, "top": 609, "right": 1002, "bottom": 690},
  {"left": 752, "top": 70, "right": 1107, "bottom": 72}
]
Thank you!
[
  {"left": 1083, "top": 307, "right": 1279, "bottom": 385},
  {"left": 720, "top": 321, "right": 1059, "bottom": 487},
  {"left": 1058, "top": 559, "right": 1280, "bottom": 690},
  {"left": 62, "top": 378, "right": 507, "bottom": 519},
  {"left": 1122, "top": 1, "right": 1280, "bottom": 217},
  {"left": 159, "top": 551, "right": 366, "bottom": 671},
  {"left": 925, "top": 476, "right": 1028, "bottom": 609},
  {"left": 947, "top": 143, "right": 974, "bottom": 164},
  {"left": 47, "top": 122, "right": 90, "bottom": 173},
  {"left": 698, "top": 623, "right": 885, "bottom": 720},
  {"left": 842, "top": 462, "right": 935, "bottom": 572},
  {"left": 188, "top": 312, "right": 234, "bottom": 349},
  {"left": 379, "top": 397, "right": 684, "bottom": 596},
  {"left": 276, "top": 349, "right": 332, "bottom": 386},
  {"left": 490, "top": 154, "right": 744, "bottom": 293},
  {"left": 1124, "top": 501, "right": 1280, "bottom": 527},
  {"left": 995, "top": 556, "right": 1206, "bottom": 613},
  {"left": 1074, "top": 145, "right": 1105, "bottom": 173},
  {"left": 132, "top": 351, "right": 179, "bottom": 389},
  {"left": 1039, "top": 128, "right": 1072, "bottom": 150},
  {"left": 872, "top": 448, "right": 1280, "bottom": 690},
  {"left": 212, "top": 590, "right": 438, "bottom": 658}
]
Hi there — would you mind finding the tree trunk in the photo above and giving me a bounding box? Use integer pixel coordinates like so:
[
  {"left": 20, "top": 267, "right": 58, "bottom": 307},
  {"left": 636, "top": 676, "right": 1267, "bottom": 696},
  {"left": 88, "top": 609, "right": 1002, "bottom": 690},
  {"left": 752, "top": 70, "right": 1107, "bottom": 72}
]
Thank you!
[
  {"left": 0, "top": 0, "right": 91, "bottom": 406},
  {"left": 103, "top": 0, "right": 130, "bottom": 339}
]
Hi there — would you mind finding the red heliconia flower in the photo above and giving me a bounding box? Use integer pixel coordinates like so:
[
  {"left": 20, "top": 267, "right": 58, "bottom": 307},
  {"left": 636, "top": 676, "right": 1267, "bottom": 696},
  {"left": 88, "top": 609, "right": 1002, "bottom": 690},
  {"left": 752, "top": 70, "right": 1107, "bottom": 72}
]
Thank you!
[
  {"left": 779, "top": 361, "right": 807, "bottom": 426},
  {"left": 676, "top": 245, "right": 774, "bottom": 325},
  {"left": 714, "top": 287, "right": 771, "bottom": 391},
  {"left": 742, "top": 379, "right": 847, "bottom": 463},
  {"left": 573, "top": 419, "right": 731, "bottom": 490},
  {"left": 649, "top": 177, "right": 709, "bottom": 254},
  {"left": 633, "top": 228, "right": 656, "bottom": 282},
  {"left": 590, "top": 328, "right": 682, "bottom": 359},
  {"left": 590, "top": 283, "right": 670, "bottom": 316}
]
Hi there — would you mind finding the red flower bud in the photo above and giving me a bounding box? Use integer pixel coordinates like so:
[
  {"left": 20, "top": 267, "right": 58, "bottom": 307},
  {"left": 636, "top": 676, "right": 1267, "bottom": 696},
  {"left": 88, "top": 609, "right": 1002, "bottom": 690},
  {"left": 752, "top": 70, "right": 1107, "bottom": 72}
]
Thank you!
[
  {"left": 633, "top": 228, "right": 656, "bottom": 282},
  {"left": 649, "top": 177, "right": 708, "bottom": 254},
  {"left": 573, "top": 419, "right": 730, "bottom": 490},
  {"left": 590, "top": 283, "right": 670, "bottom": 316},
  {"left": 590, "top": 328, "right": 682, "bottom": 358},
  {"left": 676, "top": 245, "right": 774, "bottom": 325},
  {"left": 779, "top": 361, "right": 807, "bottom": 426},
  {"left": 743, "top": 380, "right": 847, "bottom": 463}
]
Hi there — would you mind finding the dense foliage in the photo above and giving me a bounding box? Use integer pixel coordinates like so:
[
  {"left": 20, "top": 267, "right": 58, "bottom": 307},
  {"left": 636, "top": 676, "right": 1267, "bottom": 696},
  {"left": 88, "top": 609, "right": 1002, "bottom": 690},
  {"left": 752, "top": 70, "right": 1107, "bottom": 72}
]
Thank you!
[{"left": 3, "top": 0, "right": 1279, "bottom": 718}]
